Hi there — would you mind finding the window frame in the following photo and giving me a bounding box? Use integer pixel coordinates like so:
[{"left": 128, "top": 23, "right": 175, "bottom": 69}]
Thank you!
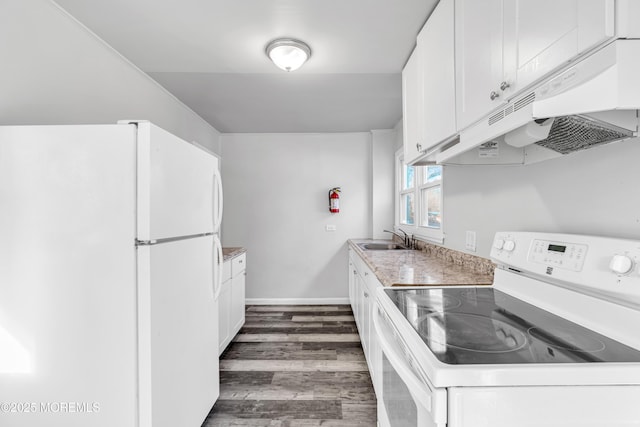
[
  {"left": 399, "top": 162, "right": 416, "bottom": 227},
  {"left": 395, "top": 149, "right": 444, "bottom": 243}
]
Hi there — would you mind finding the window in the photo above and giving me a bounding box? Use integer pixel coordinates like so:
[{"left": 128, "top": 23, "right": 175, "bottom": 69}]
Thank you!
[
  {"left": 395, "top": 150, "right": 444, "bottom": 243},
  {"left": 420, "top": 166, "right": 442, "bottom": 228},
  {"left": 399, "top": 163, "right": 415, "bottom": 225}
]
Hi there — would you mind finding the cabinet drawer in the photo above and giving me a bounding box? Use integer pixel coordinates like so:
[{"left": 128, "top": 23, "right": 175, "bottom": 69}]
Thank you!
[
  {"left": 354, "top": 255, "right": 369, "bottom": 279},
  {"left": 232, "top": 253, "right": 246, "bottom": 276}
]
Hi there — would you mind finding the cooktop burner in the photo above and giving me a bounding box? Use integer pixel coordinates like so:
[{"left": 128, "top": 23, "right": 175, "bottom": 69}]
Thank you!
[
  {"left": 385, "top": 287, "right": 640, "bottom": 365},
  {"left": 418, "top": 313, "right": 528, "bottom": 353},
  {"left": 405, "top": 293, "right": 462, "bottom": 310}
]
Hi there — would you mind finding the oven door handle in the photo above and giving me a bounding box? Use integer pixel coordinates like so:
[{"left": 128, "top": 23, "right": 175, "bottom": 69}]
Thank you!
[{"left": 373, "top": 305, "right": 435, "bottom": 409}]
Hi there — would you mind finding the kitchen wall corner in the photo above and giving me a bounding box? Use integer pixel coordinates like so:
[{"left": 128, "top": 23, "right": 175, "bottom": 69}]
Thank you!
[
  {"left": 220, "top": 132, "right": 378, "bottom": 301},
  {"left": 371, "top": 129, "right": 397, "bottom": 240},
  {"left": 1, "top": 0, "right": 220, "bottom": 154}
]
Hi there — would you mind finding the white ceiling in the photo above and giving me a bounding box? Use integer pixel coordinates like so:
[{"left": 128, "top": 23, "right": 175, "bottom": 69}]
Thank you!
[{"left": 53, "top": 0, "right": 437, "bottom": 133}]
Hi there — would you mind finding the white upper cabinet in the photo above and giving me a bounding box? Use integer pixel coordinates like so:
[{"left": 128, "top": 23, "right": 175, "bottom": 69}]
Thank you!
[
  {"left": 455, "top": 0, "right": 614, "bottom": 130},
  {"left": 455, "top": 0, "right": 504, "bottom": 131},
  {"left": 402, "top": 50, "right": 422, "bottom": 164},
  {"left": 419, "top": 0, "right": 456, "bottom": 152},
  {"left": 403, "top": 0, "right": 456, "bottom": 165},
  {"left": 503, "top": 0, "right": 614, "bottom": 97}
]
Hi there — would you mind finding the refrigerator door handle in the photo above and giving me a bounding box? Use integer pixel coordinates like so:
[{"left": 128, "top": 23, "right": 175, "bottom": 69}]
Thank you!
[
  {"left": 135, "top": 232, "right": 213, "bottom": 246},
  {"left": 213, "top": 235, "right": 223, "bottom": 300},
  {"left": 213, "top": 168, "right": 223, "bottom": 233}
]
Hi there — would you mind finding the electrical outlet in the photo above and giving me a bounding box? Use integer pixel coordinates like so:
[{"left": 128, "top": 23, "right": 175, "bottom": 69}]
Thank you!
[
  {"left": 465, "top": 231, "right": 477, "bottom": 252},
  {"left": 325, "top": 225, "right": 337, "bottom": 232}
]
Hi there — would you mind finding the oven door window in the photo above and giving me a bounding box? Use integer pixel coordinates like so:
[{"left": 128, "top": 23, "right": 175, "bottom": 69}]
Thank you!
[
  {"left": 375, "top": 305, "right": 445, "bottom": 427},
  {"left": 382, "top": 352, "right": 419, "bottom": 426}
]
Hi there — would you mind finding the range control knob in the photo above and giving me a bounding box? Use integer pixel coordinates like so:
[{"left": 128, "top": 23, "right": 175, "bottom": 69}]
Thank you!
[
  {"left": 493, "top": 239, "right": 505, "bottom": 250},
  {"left": 503, "top": 240, "right": 516, "bottom": 252},
  {"left": 609, "top": 254, "right": 634, "bottom": 275}
]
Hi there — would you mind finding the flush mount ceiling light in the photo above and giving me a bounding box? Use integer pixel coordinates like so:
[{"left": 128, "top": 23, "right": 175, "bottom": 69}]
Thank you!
[{"left": 265, "top": 38, "right": 311, "bottom": 72}]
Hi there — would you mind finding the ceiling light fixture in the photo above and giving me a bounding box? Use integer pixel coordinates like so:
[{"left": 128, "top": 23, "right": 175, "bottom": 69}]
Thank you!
[{"left": 265, "top": 38, "right": 311, "bottom": 72}]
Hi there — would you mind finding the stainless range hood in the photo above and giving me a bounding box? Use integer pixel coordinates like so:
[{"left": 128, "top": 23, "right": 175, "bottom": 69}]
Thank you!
[
  {"left": 526, "top": 115, "right": 634, "bottom": 155},
  {"left": 437, "top": 40, "right": 640, "bottom": 165}
]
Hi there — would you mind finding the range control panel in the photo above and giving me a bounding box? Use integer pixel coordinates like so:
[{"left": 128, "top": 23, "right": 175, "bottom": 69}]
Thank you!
[
  {"left": 529, "top": 239, "right": 588, "bottom": 272},
  {"left": 490, "top": 231, "right": 640, "bottom": 307}
]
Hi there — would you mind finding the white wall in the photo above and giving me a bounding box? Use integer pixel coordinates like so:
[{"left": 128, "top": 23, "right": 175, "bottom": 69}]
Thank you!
[
  {"left": 1, "top": 0, "right": 220, "bottom": 153},
  {"left": 221, "top": 132, "right": 376, "bottom": 302},
  {"left": 443, "top": 138, "right": 640, "bottom": 258},
  {"left": 371, "top": 129, "right": 397, "bottom": 239}
]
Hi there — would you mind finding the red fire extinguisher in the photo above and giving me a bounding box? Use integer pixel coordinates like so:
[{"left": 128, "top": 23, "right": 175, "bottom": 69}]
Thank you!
[{"left": 329, "top": 187, "right": 341, "bottom": 213}]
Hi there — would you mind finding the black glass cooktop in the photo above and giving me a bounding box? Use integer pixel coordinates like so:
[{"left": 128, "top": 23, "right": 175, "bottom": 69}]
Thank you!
[{"left": 385, "top": 287, "right": 640, "bottom": 365}]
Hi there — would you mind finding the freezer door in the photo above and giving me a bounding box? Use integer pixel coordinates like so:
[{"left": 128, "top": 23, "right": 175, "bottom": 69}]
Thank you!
[
  {"left": 135, "top": 122, "right": 219, "bottom": 240},
  {"left": 0, "top": 124, "right": 138, "bottom": 427},
  {"left": 137, "top": 235, "right": 219, "bottom": 427}
]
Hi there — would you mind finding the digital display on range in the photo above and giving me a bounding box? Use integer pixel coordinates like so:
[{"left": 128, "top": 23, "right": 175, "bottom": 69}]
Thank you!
[{"left": 548, "top": 244, "right": 567, "bottom": 253}]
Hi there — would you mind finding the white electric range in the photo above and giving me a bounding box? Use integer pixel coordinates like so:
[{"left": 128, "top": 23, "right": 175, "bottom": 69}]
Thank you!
[{"left": 374, "top": 232, "right": 640, "bottom": 427}]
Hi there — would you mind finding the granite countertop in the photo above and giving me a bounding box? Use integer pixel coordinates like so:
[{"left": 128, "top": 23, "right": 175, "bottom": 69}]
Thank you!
[
  {"left": 223, "top": 247, "right": 246, "bottom": 261},
  {"left": 349, "top": 239, "right": 494, "bottom": 287}
]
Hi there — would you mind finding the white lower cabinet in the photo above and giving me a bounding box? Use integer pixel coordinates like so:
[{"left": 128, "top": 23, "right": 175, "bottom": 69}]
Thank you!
[
  {"left": 218, "top": 261, "right": 232, "bottom": 354},
  {"left": 218, "top": 252, "right": 246, "bottom": 355},
  {"left": 348, "top": 248, "right": 382, "bottom": 396},
  {"left": 230, "top": 255, "right": 246, "bottom": 336}
]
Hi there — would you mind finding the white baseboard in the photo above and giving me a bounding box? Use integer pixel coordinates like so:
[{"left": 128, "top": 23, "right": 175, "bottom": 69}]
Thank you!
[{"left": 245, "top": 297, "right": 350, "bottom": 305}]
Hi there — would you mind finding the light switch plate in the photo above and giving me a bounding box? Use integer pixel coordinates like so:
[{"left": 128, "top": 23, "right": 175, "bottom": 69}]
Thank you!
[
  {"left": 325, "top": 225, "right": 337, "bottom": 232},
  {"left": 465, "top": 231, "right": 477, "bottom": 252}
]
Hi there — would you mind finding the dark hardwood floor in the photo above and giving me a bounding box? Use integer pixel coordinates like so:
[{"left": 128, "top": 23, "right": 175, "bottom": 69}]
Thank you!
[{"left": 202, "top": 305, "right": 378, "bottom": 426}]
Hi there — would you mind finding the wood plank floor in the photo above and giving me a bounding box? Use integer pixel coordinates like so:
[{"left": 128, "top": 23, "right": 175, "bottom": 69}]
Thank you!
[{"left": 202, "top": 305, "right": 378, "bottom": 427}]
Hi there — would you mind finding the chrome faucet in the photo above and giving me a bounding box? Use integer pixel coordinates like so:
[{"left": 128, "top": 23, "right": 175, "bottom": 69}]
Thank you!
[
  {"left": 383, "top": 229, "right": 403, "bottom": 241},
  {"left": 383, "top": 229, "right": 413, "bottom": 248},
  {"left": 397, "top": 228, "right": 409, "bottom": 246}
]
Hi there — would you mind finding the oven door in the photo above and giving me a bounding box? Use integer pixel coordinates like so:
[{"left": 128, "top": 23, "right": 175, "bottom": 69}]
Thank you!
[{"left": 373, "top": 302, "right": 447, "bottom": 427}]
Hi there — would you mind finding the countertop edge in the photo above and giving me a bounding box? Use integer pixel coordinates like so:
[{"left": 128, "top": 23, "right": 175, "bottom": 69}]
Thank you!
[
  {"left": 223, "top": 247, "right": 246, "bottom": 262},
  {"left": 348, "top": 239, "right": 494, "bottom": 287}
]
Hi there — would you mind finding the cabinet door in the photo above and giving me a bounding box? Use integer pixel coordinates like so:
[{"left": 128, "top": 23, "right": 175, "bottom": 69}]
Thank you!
[
  {"left": 348, "top": 260, "right": 356, "bottom": 312},
  {"left": 352, "top": 270, "right": 368, "bottom": 351},
  {"left": 363, "top": 283, "right": 373, "bottom": 363},
  {"left": 503, "top": 0, "right": 614, "bottom": 95},
  {"left": 352, "top": 268, "right": 362, "bottom": 331},
  {"left": 455, "top": 0, "right": 505, "bottom": 129},
  {"left": 419, "top": 0, "right": 456, "bottom": 150},
  {"left": 402, "top": 50, "right": 423, "bottom": 164},
  {"left": 230, "top": 270, "right": 246, "bottom": 336},
  {"left": 359, "top": 272, "right": 370, "bottom": 354},
  {"left": 217, "top": 279, "right": 231, "bottom": 355},
  {"left": 364, "top": 276, "right": 382, "bottom": 396}
]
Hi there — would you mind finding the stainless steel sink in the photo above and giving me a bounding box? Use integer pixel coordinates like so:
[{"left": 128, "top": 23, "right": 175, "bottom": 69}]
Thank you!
[{"left": 358, "top": 242, "right": 408, "bottom": 251}]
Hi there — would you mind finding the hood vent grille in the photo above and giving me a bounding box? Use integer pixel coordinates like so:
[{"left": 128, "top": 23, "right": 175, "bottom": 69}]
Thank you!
[
  {"left": 488, "top": 110, "right": 505, "bottom": 125},
  {"left": 534, "top": 115, "right": 634, "bottom": 155},
  {"left": 514, "top": 92, "right": 536, "bottom": 112},
  {"left": 488, "top": 92, "right": 536, "bottom": 126}
]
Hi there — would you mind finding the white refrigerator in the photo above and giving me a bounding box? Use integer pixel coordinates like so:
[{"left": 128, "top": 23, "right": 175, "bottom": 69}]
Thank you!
[{"left": 0, "top": 121, "right": 223, "bottom": 427}]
